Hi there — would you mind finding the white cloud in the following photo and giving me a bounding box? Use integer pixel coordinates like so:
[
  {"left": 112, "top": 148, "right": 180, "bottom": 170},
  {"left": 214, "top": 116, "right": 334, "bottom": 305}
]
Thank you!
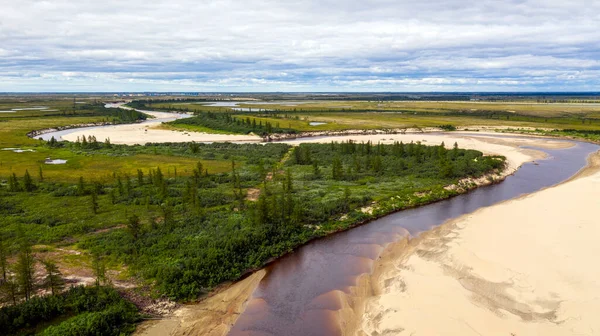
[{"left": 0, "top": 0, "right": 599, "bottom": 91}]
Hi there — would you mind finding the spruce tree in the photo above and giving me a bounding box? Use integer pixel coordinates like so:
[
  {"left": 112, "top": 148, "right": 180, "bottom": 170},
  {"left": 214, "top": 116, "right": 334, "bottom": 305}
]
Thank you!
[
  {"left": 312, "top": 161, "right": 321, "bottom": 178},
  {"left": 77, "top": 176, "right": 85, "bottom": 196},
  {"left": 137, "top": 169, "right": 144, "bottom": 187},
  {"left": 125, "top": 176, "right": 132, "bottom": 196},
  {"left": 15, "top": 232, "right": 35, "bottom": 301},
  {"left": 117, "top": 176, "right": 124, "bottom": 195},
  {"left": 8, "top": 173, "right": 19, "bottom": 192},
  {"left": 1, "top": 273, "right": 18, "bottom": 305},
  {"left": 373, "top": 155, "right": 382, "bottom": 174},
  {"left": 41, "top": 259, "right": 64, "bottom": 295},
  {"left": 22, "top": 170, "right": 34, "bottom": 192},
  {"left": 332, "top": 157, "right": 343, "bottom": 180},
  {"left": 257, "top": 193, "right": 269, "bottom": 225},
  {"left": 127, "top": 214, "right": 141, "bottom": 242},
  {"left": 0, "top": 234, "right": 7, "bottom": 281},
  {"left": 91, "top": 253, "right": 108, "bottom": 287},
  {"left": 109, "top": 189, "right": 116, "bottom": 205},
  {"left": 91, "top": 192, "right": 99, "bottom": 214},
  {"left": 343, "top": 187, "right": 351, "bottom": 211}
]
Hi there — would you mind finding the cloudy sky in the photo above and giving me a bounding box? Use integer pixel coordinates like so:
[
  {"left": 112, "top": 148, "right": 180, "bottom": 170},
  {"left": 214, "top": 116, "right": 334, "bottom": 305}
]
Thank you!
[{"left": 1, "top": 0, "right": 599, "bottom": 92}]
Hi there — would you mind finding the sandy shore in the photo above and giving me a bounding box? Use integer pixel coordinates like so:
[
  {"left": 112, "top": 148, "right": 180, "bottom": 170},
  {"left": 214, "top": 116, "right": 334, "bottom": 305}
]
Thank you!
[
  {"left": 134, "top": 270, "right": 266, "bottom": 336},
  {"left": 61, "top": 110, "right": 262, "bottom": 145},
  {"left": 358, "top": 151, "right": 600, "bottom": 336}
]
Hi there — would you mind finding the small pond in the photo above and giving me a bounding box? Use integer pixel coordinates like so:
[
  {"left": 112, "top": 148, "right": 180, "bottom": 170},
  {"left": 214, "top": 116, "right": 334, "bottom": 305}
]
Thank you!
[
  {"left": 44, "top": 159, "right": 67, "bottom": 165},
  {"left": 3, "top": 148, "right": 35, "bottom": 153}
]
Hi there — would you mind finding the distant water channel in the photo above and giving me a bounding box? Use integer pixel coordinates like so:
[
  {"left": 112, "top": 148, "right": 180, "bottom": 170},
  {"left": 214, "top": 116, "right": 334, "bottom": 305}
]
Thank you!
[
  {"left": 229, "top": 141, "right": 599, "bottom": 336},
  {"left": 34, "top": 104, "right": 191, "bottom": 141}
]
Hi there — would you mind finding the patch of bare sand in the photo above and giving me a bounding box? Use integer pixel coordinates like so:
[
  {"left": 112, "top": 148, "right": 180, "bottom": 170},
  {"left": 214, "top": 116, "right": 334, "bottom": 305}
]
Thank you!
[
  {"left": 356, "top": 151, "right": 600, "bottom": 336},
  {"left": 135, "top": 269, "right": 266, "bottom": 336},
  {"left": 60, "top": 109, "right": 261, "bottom": 145},
  {"left": 62, "top": 122, "right": 261, "bottom": 145}
]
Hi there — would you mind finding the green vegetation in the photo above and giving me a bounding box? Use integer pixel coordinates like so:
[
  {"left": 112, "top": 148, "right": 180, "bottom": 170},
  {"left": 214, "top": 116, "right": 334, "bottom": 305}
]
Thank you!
[
  {"left": 72, "top": 141, "right": 501, "bottom": 299},
  {"left": 500, "top": 128, "right": 600, "bottom": 143},
  {"left": 2, "top": 134, "right": 504, "bottom": 302},
  {"left": 0, "top": 286, "right": 138, "bottom": 336},
  {"left": 170, "top": 111, "right": 296, "bottom": 136}
]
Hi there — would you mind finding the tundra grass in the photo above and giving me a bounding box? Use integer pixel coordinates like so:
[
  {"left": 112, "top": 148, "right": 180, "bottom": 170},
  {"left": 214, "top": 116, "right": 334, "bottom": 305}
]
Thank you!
[
  {"left": 228, "top": 112, "right": 600, "bottom": 133},
  {"left": 234, "top": 100, "right": 600, "bottom": 117},
  {"left": 0, "top": 148, "right": 230, "bottom": 183}
]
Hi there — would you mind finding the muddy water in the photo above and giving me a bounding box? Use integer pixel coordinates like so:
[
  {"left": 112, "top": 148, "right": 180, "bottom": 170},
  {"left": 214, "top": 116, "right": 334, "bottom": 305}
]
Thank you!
[{"left": 229, "top": 142, "right": 599, "bottom": 336}]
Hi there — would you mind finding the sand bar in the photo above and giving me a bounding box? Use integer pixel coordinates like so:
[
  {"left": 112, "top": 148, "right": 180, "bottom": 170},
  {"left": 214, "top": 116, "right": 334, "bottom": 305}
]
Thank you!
[
  {"left": 60, "top": 110, "right": 261, "bottom": 145},
  {"left": 359, "top": 151, "right": 600, "bottom": 336}
]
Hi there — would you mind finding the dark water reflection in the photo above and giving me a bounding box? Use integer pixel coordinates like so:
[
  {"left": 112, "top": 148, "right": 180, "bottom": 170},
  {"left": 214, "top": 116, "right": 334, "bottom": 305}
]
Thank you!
[{"left": 230, "top": 141, "right": 599, "bottom": 336}]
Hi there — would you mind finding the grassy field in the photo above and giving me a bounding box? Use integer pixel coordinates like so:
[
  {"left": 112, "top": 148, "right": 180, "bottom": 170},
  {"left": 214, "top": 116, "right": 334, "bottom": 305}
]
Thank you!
[{"left": 235, "top": 100, "right": 600, "bottom": 117}]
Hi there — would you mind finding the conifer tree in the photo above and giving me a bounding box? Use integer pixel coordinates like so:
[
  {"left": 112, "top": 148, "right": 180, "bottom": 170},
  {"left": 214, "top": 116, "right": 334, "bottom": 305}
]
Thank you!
[
  {"left": 91, "top": 192, "right": 99, "bottom": 214},
  {"left": 15, "top": 231, "right": 35, "bottom": 301},
  {"left": 91, "top": 253, "right": 108, "bottom": 287},
  {"left": 109, "top": 188, "right": 116, "bottom": 205},
  {"left": 8, "top": 173, "right": 20, "bottom": 192},
  {"left": 372, "top": 155, "right": 382, "bottom": 174},
  {"left": 137, "top": 169, "right": 144, "bottom": 187},
  {"left": 77, "top": 176, "right": 85, "bottom": 196},
  {"left": 127, "top": 214, "right": 141, "bottom": 242},
  {"left": 257, "top": 193, "right": 269, "bottom": 225},
  {"left": 343, "top": 187, "right": 351, "bottom": 211},
  {"left": 125, "top": 176, "right": 132, "bottom": 196},
  {"left": 332, "top": 157, "right": 343, "bottom": 180},
  {"left": 312, "top": 161, "right": 321, "bottom": 178},
  {"left": 22, "top": 170, "right": 34, "bottom": 192},
  {"left": 0, "top": 234, "right": 7, "bottom": 281},
  {"left": 41, "top": 259, "right": 64, "bottom": 295},
  {"left": 1, "top": 273, "right": 18, "bottom": 305}
]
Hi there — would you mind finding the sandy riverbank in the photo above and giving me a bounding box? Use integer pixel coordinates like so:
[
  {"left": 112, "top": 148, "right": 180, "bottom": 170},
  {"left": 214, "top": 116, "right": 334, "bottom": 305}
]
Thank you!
[
  {"left": 61, "top": 111, "right": 262, "bottom": 145},
  {"left": 357, "top": 150, "right": 600, "bottom": 335},
  {"left": 135, "top": 270, "right": 266, "bottom": 336}
]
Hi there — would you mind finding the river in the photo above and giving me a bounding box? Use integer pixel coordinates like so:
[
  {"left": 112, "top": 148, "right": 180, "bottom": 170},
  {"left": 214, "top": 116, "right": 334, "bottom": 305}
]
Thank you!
[{"left": 34, "top": 104, "right": 191, "bottom": 142}]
